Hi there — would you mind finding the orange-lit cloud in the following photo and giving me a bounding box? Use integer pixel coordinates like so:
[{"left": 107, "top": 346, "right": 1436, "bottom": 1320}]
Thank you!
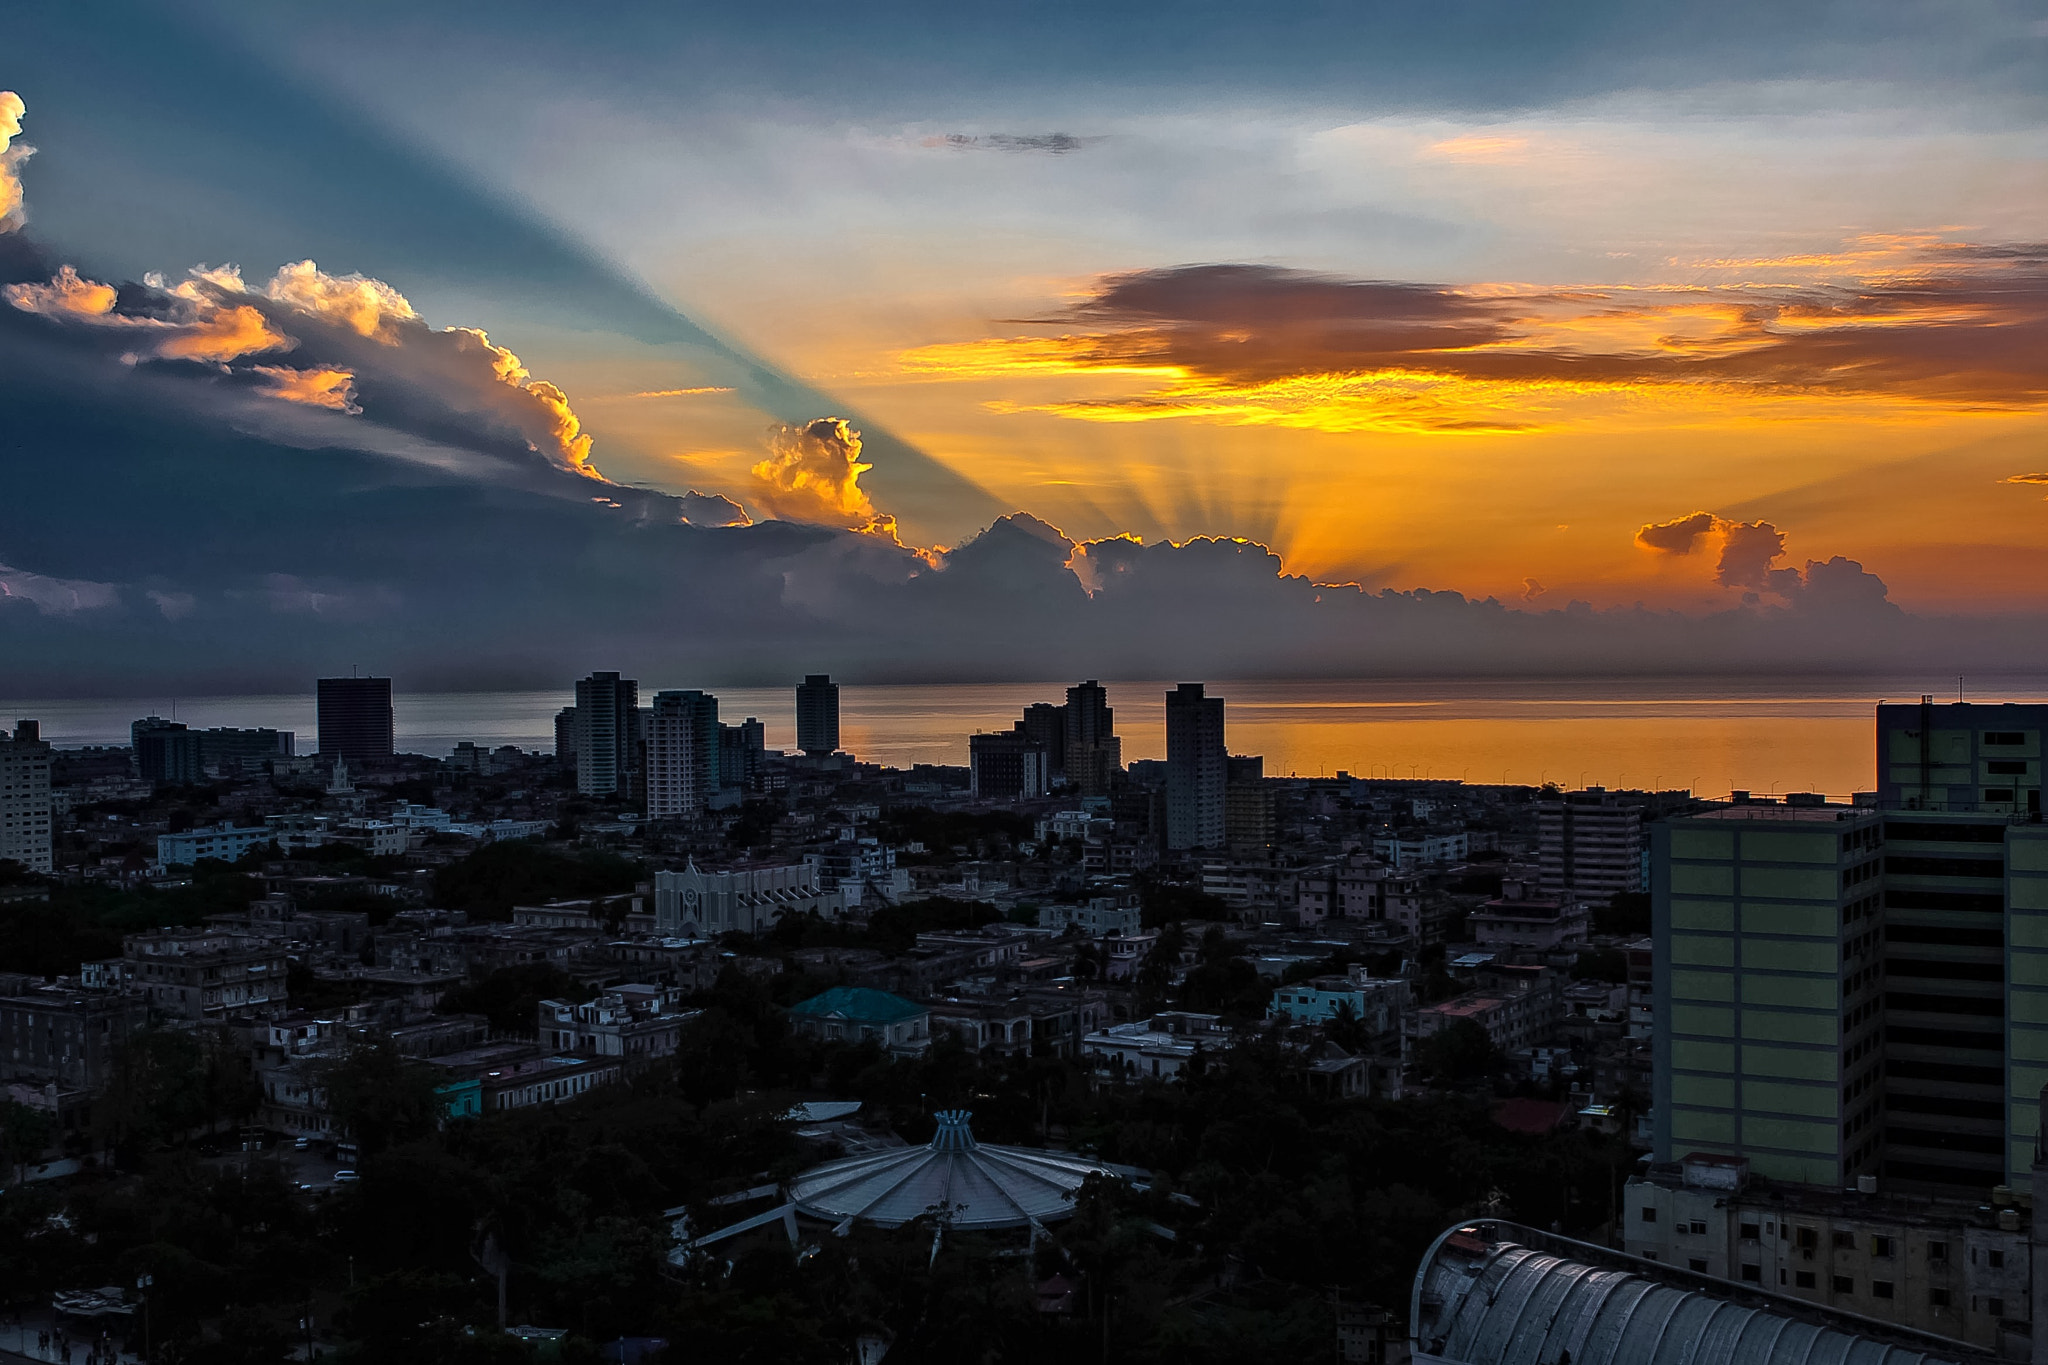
[
  {"left": 153, "top": 303, "right": 293, "bottom": 363},
  {"left": 750, "top": 417, "right": 904, "bottom": 541},
  {"left": 631, "top": 385, "right": 735, "bottom": 398},
  {"left": 902, "top": 248, "right": 2048, "bottom": 434},
  {"left": 251, "top": 365, "right": 361, "bottom": 413},
  {"left": 0, "top": 91, "right": 29, "bottom": 231},
  {"left": 263, "top": 259, "right": 417, "bottom": 340},
  {"left": 3, "top": 264, "right": 116, "bottom": 317}
]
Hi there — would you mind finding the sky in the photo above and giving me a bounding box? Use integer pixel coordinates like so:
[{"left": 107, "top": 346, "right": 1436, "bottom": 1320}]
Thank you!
[{"left": 1, "top": 2, "right": 2046, "bottom": 690}]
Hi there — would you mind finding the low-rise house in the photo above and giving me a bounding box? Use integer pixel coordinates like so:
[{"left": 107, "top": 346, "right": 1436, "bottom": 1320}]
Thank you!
[
  {"left": 786, "top": 987, "right": 931, "bottom": 1057},
  {"left": 156, "top": 825, "right": 271, "bottom": 868},
  {"left": 0, "top": 987, "right": 150, "bottom": 1091},
  {"left": 654, "top": 860, "right": 845, "bottom": 936},
  {"left": 1415, "top": 969, "right": 1562, "bottom": 1057},
  {"left": 1037, "top": 897, "right": 1142, "bottom": 938},
  {"left": 1468, "top": 880, "right": 1590, "bottom": 954},
  {"left": 122, "top": 930, "right": 290, "bottom": 1020},
  {"left": 1082, "top": 1011, "right": 1228, "bottom": 1082},
  {"left": 539, "top": 984, "right": 696, "bottom": 1063}
]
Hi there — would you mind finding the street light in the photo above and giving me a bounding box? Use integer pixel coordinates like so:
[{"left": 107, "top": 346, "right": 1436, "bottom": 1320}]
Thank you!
[{"left": 136, "top": 1274, "right": 154, "bottom": 1362}]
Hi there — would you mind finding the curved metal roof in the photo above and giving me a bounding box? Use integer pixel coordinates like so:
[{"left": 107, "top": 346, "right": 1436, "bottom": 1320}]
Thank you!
[
  {"left": 1412, "top": 1222, "right": 1979, "bottom": 1365},
  {"left": 786, "top": 1110, "right": 1121, "bottom": 1231}
]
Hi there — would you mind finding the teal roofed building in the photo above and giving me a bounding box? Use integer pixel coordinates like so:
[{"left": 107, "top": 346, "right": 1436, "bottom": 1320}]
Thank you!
[{"left": 787, "top": 987, "right": 930, "bottom": 1057}]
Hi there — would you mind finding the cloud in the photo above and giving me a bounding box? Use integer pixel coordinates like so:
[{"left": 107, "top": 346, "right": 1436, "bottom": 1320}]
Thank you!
[
  {"left": 1714, "top": 519, "right": 1788, "bottom": 589},
  {"left": 632, "top": 386, "right": 734, "bottom": 398},
  {"left": 750, "top": 417, "right": 901, "bottom": 539},
  {"left": 1521, "top": 578, "right": 1546, "bottom": 600},
  {"left": 0, "top": 561, "right": 119, "bottom": 614},
  {"left": 1634, "top": 511, "right": 1718, "bottom": 555},
  {"left": 903, "top": 248, "right": 2048, "bottom": 432},
  {"left": 251, "top": 366, "right": 361, "bottom": 413},
  {"left": 926, "top": 133, "right": 1101, "bottom": 154},
  {"left": 2006, "top": 472, "right": 2048, "bottom": 496},
  {"left": 679, "top": 490, "right": 750, "bottom": 527},
  {"left": 146, "top": 590, "right": 195, "bottom": 620},
  {"left": 0, "top": 92, "right": 28, "bottom": 232},
  {"left": 7, "top": 256, "right": 610, "bottom": 481}
]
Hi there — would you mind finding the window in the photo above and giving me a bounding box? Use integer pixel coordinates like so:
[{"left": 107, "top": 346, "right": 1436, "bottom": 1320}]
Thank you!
[
  {"left": 1985, "top": 732, "right": 2025, "bottom": 745},
  {"left": 1741, "top": 1264, "right": 1761, "bottom": 1283},
  {"left": 1988, "top": 1298, "right": 2005, "bottom": 1318},
  {"left": 1833, "top": 1276, "right": 1855, "bottom": 1294},
  {"left": 1989, "top": 760, "right": 2028, "bottom": 775},
  {"left": 1779, "top": 1269, "right": 1787, "bottom": 1285},
  {"left": 1640, "top": 1206, "right": 1658, "bottom": 1223},
  {"left": 1930, "top": 1288, "right": 1950, "bottom": 1308},
  {"left": 1796, "top": 1271, "right": 1817, "bottom": 1289},
  {"left": 1690, "top": 1220, "right": 1707, "bottom": 1235},
  {"left": 1740, "top": 1223, "right": 1761, "bottom": 1242},
  {"left": 1797, "top": 1227, "right": 1818, "bottom": 1249},
  {"left": 1872, "top": 1281, "right": 1894, "bottom": 1300},
  {"left": 1833, "top": 1231, "right": 1856, "bottom": 1249},
  {"left": 1989, "top": 1250, "right": 2004, "bottom": 1269},
  {"left": 1689, "top": 1258, "right": 1708, "bottom": 1273},
  {"left": 1871, "top": 1235, "right": 1894, "bottom": 1257},
  {"left": 1928, "top": 1240, "right": 1948, "bottom": 1262}
]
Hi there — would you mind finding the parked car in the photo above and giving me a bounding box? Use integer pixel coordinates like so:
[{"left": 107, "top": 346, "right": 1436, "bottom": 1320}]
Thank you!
[{"left": 333, "top": 1170, "right": 359, "bottom": 1183}]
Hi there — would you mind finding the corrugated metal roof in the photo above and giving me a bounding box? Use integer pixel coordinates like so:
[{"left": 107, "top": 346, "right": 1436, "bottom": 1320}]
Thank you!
[
  {"left": 787, "top": 1110, "right": 1120, "bottom": 1231},
  {"left": 1411, "top": 1223, "right": 1984, "bottom": 1365}
]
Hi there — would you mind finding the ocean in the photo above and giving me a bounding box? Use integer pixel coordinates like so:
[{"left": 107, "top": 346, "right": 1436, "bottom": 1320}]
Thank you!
[{"left": 4, "top": 675, "right": 2037, "bottom": 801}]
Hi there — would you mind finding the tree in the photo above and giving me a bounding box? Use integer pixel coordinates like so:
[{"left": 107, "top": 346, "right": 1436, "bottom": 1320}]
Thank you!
[
  {"left": 436, "top": 963, "right": 594, "bottom": 1036},
  {"left": 0, "top": 1098, "right": 53, "bottom": 1182},
  {"left": 1413, "top": 1018, "right": 1504, "bottom": 1083},
  {"left": 320, "top": 1037, "right": 447, "bottom": 1156}
]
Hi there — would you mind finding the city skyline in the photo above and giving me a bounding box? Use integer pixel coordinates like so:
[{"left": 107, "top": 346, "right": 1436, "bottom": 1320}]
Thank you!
[{"left": 4, "top": 4, "right": 2048, "bottom": 690}]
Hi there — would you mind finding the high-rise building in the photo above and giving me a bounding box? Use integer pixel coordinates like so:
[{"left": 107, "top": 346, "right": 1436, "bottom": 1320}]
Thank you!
[
  {"left": 1538, "top": 787, "right": 1645, "bottom": 905},
  {"left": 796, "top": 675, "right": 840, "bottom": 757},
  {"left": 194, "top": 727, "right": 293, "bottom": 772},
  {"left": 1651, "top": 801, "right": 1887, "bottom": 1187},
  {"left": 969, "top": 730, "right": 1049, "bottom": 801},
  {"left": 718, "top": 718, "right": 765, "bottom": 793},
  {"left": 1064, "top": 679, "right": 1122, "bottom": 797},
  {"left": 646, "top": 690, "right": 720, "bottom": 819},
  {"left": 1878, "top": 698, "right": 2045, "bottom": 816},
  {"left": 1019, "top": 703, "right": 1067, "bottom": 781},
  {"left": 573, "top": 671, "right": 640, "bottom": 798},
  {"left": 1225, "top": 754, "right": 1272, "bottom": 852},
  {"left": 0, "top": 720, "right": 53, "bottom": 875},
  {"left": 1165, "top": 683, "right": 1226, "bottom": 851},
  {"left": 132, "top": 716, "right": 204, "bottom": 786},
  {"left": 1651, "top": 699, "right": 2048, "bottom": 1202},
  {"left": 316, "top": 677, "right": 395, "bottom": 761},
  {"left": 553, "top": 706, "right": 577, "bottom": 770}
]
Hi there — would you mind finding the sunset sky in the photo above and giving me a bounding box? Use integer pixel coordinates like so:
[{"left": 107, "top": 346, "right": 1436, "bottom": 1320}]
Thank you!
[{"left": 2, "top": 2, "right": 2046, "bottom": 688}]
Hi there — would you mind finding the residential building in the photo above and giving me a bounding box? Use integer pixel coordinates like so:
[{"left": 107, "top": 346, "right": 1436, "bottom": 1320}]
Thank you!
[
  {"left": 573, "top": 670, "right": 640, "bottom": 798},
  {"left": 122, "top": 930, "right": 290, "bottom": 1019},
  {"left": 0, "top": 988, "right": 149, "bottom": 1091},
  {"left": 157, "top": 824, "right": 273, "bottom": 867},
  {"left": 1225, "top": 755, "right": 1273, "bottom": 853},
  {"left": 316, "top": 676, "right": 395, "bottom": 761},
  {"left": 132, "top": 717, "right": 204, "bottom": 786},
  {"left": 538, "top": 985, "right": 697, "bottom": 1063},
  {"left": 718, "top": 717, "right": 765, "bottom": 792},
  {"left": 1878, "top": 698, "right": 2045, "bottom": 815},
  {"left": 1038, "top": 896, "right": 1142, "bottom": 938},
  {"left": 1267, "top": 975, "right": 1410, "bottom": 1035},
  {"left": 553, "top": 705, "right": 577, "bottom": 769},
  {"left": 969, "top": 729, "right": 1050, "bottom": 800},
  {"left": 1083, "top": 1012, "right": 1228, "bottom": 1081},
  {"left": 653, "top": 860, "right": 844, "bottom": 936},
  {"left": 1019, "top": 702, "right": 1067, "bottom": 781},
  {"left": 1372, "top": 829, "right": 1470, "bottom": 869},
  {"left": 0, "top": 719, "right": 52, "bottom": 875},
  {"left": 1651, "top": 801, "right": 1886, "bottom": 1187},
  {"left": 646, "top": 688, "right": 720, "bottom": 818},
  {"left": 796, "top": 674, "right": 840, "bottom": 756},
  {"left": 786, "top": 986, "right": 930, "bottom": 1056},
  {"left": 1538, "top": 787, "right": 1644, "bottom": 905},
  {"left": 1064, "top": 679, "right": 1121, "bottom": 797},
  {"left": 1469, "top": 880, "right": 1591, "bottom": 954},
  {"left": 1417, "top": 970, "right": 1563, "bottom": 1056},
  {"left": 195, "top": 727, "right": 293, "bottom": 771},
  {"left": 1623, "top": 1154, "right": 2027, "bottom": 1355},
  {"left": 1165, "top": 683, "right": 1226, "bottom": 850}
]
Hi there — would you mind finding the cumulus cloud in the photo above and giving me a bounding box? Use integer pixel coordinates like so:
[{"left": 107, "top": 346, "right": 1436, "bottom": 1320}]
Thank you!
[
  {"left": 750, "top": 417, "right": 900, "bottom": 539},
  {"left": 1632, "top": 508, "right": 1890, "bottom": 608},
  {"left": 1714, "top": 519, "right": 1788, "bottom": 589},
  {"left": 0, "top": 91, "right": 29, "bottom": 232},
  {"left": 7, "top": 255, "right": 611, "bottom": 481},
  {"left": 903, "top": 249, "right": 2048, "bottom": 432}
]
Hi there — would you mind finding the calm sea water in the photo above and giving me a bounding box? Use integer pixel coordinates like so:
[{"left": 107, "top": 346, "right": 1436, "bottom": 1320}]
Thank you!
[{"left": 5, "top": 676, "right": 2040, "bottom": 801}]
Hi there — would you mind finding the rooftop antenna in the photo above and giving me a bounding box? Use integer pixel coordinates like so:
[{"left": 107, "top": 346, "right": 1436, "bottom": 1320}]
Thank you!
[{"left": 1959, "top": 674, "right": 1965, "bottom": 703}]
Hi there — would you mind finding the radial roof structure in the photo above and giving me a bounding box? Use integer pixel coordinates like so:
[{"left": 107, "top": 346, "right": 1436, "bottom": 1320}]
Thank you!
[{"left": 786, "top": 1110, "right": 1127, "bottom": 1232}]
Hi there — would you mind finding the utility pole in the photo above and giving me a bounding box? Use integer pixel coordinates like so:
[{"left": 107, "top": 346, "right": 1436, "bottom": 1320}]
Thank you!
[{"left": 136, "top": 1273, "right": 153, "bottom": 1362}]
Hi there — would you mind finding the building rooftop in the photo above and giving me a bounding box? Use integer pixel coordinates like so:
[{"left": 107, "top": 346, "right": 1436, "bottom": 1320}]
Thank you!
[{"left": 787, "top": 986, "right": 927, "bottom": 1025}]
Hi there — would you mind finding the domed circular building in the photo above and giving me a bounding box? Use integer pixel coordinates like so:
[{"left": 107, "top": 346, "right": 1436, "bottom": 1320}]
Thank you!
[{"left": 790, "top": 1110, "right": 1131, "bottom": 1232}]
